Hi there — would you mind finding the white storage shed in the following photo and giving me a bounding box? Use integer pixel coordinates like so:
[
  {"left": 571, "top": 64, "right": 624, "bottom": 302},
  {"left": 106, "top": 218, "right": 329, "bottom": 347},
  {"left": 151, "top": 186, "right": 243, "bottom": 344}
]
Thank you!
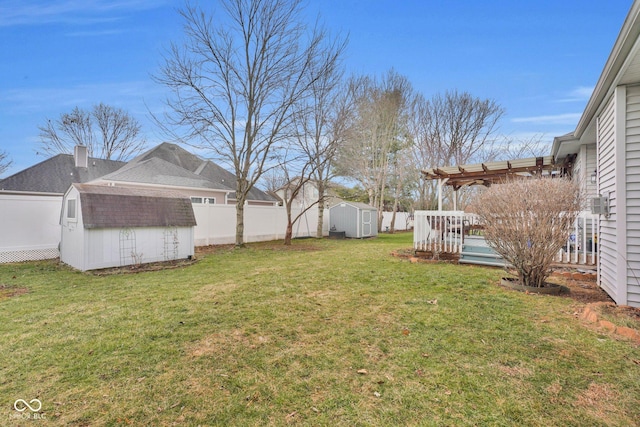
[
  {"left": 329, "top": 201, "right": 378, "bottom": 238},
  {"left": 60, "top": 184, "right": 196, "bottom": 271}
]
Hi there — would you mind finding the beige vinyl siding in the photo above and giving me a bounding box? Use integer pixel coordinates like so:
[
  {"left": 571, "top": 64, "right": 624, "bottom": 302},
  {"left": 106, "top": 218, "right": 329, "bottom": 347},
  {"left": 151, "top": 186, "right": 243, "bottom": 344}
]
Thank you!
[
  {"left": 598, "top": 94, "right": 618, "bottom": 300},
  {"left": 586, "top": 145, "right": 598, "bottom": 197},
  {"left": 574, "top": 146, "right": 583, "bottom": 185},
  {"left": 574, "top": 144, "right": 598, "bottom": 197},
  {"left": 625, "top": 85, "right": 640, "bottom": 306}
]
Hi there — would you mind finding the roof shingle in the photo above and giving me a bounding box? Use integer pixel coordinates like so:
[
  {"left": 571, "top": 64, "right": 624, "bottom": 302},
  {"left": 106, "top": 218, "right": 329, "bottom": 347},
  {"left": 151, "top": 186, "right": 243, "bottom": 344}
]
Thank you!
[{"left": 74, "top": 184, "right": 197, "bottom": 229}]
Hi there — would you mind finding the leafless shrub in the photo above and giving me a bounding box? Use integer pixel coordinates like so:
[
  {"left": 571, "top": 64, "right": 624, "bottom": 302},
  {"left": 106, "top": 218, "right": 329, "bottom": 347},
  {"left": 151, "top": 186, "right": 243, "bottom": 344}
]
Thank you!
[{"left": 473, "top": 177, "right": 583, "bottom": 288}]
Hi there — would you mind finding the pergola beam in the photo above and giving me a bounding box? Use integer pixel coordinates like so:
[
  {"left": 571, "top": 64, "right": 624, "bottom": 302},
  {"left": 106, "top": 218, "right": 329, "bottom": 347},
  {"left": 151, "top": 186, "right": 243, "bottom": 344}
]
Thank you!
[{"left": 421, "top": 156, "right": 559, "bottom": 190}]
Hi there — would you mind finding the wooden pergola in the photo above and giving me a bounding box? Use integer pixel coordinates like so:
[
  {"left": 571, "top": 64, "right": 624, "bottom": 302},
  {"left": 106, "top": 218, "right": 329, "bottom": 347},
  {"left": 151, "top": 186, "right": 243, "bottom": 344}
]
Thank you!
[{"left": 421, "top": 155, "right": 573, "bottom": 210}]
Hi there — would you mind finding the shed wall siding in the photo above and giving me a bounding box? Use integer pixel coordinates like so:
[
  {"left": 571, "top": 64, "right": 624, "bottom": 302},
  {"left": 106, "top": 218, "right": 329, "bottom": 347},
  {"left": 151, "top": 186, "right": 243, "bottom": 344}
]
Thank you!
[
  {"left": 598, "top": 94, "right": 618, "bottom": 300},
  {"left": 60, "top": 187, "right": 87, "bottom": 270},
  {"left": 84, "top": 226, "right": 194, "bottom": 271},
  {"left": 626, "top": 85, "right": 640, "bottom": 306},
  {"left": 330, "top": 204, "right": 358, "bottom": 237}
]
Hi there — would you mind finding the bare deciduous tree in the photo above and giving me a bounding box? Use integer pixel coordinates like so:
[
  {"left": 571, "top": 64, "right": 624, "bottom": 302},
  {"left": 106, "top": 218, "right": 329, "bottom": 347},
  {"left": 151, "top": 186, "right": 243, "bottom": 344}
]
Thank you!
[
  {"left": 472, "top": 177, "right": 583, "bottom": 288},
  {"left": 335, "top": 70, "right": 414, "bottom": 230},
  {"left": 295, "top": 52, "right": 347, "bottom": 238},
  {"left": 269, "top": 151, "right": 320, "bottom": 245},
  {"left": 38, "top": 103, "right": 145, "bottom": 161},
  {"left": 408, "top": 91, "right": 504, "bottom": 211},
  {"left": 0, "top": 150, "right": 12, "bottom": 177},
  {"left": 156, "top": 0, "right": 343, "bottom": 246}
]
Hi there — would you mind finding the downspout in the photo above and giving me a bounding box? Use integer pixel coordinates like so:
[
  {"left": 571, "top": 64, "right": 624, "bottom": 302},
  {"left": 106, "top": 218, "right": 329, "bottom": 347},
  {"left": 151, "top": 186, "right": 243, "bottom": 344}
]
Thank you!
[{"left": 596, "top": 115, "right": 601, "bottom": 289}]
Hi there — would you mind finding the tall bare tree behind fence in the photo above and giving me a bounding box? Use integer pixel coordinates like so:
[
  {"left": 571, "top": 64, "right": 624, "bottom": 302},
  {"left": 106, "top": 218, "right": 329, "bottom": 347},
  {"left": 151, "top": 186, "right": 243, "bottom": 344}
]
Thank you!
[{"left": 156, "top": 0, "right": 345, "bottom": 247}]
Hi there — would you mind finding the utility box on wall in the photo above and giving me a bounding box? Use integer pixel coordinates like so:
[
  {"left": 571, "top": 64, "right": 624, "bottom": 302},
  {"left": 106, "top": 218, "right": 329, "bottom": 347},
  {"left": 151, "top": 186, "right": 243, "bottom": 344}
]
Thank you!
[{"left": 590, "top": 195, "right": 609, "bottom": 216}]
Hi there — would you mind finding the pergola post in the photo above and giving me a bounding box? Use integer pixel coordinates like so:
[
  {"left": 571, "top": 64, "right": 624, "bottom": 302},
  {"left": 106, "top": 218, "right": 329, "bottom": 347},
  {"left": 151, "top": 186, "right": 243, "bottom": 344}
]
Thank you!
[
  {"left": 437, "top": 178, "right": 449, "bottom": 211},
  {"left": 453, "top": 188, "right": 457, "bottom": 211}
]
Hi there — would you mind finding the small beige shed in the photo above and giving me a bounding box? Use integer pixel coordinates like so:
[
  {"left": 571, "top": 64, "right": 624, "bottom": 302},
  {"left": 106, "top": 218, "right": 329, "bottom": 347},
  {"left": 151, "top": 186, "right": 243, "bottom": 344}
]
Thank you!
[{"left": 60, "top": 184, "right": 196, "bottom": 271}]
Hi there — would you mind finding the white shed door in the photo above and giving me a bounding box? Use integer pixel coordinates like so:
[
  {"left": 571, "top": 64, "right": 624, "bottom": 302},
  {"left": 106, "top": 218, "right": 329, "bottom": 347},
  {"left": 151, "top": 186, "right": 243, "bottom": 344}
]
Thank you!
[{"left": 362, "top": 210, "right": 372, "bottom": 236}]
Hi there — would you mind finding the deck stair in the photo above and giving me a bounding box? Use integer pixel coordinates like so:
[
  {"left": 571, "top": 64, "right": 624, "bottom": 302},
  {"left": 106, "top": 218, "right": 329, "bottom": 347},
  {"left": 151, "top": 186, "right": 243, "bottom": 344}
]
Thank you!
[{"left": 459, "top": 236, "right": 509, "bottom": 268}]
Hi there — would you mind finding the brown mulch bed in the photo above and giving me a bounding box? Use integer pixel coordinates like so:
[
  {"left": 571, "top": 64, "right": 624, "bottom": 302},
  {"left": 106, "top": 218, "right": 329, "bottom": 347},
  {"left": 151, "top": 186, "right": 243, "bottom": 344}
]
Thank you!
[
  {"left": 550, "top": 276, "right": 612, "bottom": 304},
  {"left": 90, "top": 258, "right": 198, "bottom": 276}
]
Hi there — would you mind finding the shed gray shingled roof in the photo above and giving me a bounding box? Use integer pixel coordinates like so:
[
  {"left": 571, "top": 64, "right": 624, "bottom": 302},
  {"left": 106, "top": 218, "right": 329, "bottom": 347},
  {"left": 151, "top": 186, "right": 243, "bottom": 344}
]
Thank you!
[
  {"left": 0, "top": 154, "right": 125, "bottom": 194},
  {"left": 74, "top": 184, "right": 196, "bottom": 229},
  {"left": 330, "top": 201, "right": 378, "bottom": 211}
]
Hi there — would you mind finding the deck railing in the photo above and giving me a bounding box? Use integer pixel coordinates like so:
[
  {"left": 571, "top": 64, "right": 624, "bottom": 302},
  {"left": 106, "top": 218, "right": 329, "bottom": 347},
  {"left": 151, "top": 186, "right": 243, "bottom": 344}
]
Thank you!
[
  {"left": 413, "top": 210, "right": 598, "bottom": 266},
  {"left": 554, "top": 211, "right": 599, "bottom": 265},
  {"left": 413, "top": 210, "right": 468, "bottom": 254}
]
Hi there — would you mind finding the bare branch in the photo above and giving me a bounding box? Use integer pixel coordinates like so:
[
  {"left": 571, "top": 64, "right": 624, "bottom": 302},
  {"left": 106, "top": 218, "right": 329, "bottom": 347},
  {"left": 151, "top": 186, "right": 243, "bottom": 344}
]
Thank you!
[
  {"left": 0, "top": 149, "right": 12, "bottom": 177},
  {"left": 38, "top": 104, "right": 145, "bottom": 160},
  {"left": 472, "top": 177, "right": 584, "bottom": 288},
  {"left": 155, "top": 0, "right": 346, "bottom": 246}
]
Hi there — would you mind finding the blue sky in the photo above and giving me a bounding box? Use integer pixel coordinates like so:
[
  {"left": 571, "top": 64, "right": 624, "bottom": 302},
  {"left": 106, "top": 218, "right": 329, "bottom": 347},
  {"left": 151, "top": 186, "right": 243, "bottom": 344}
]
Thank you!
[{"left": 0, "top": 0, "right": 634, "bottom": 177}]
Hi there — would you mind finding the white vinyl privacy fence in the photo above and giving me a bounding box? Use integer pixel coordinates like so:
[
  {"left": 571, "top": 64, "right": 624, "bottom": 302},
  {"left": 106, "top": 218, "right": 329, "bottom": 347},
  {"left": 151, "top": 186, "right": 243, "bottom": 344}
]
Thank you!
[
  {"left": 1, "top": 195, "right": 331, "bottom": 263},
  {"left": 0, "top": 193, "right": 63, "bottom": 263},
  {"left": 380, "top": 212, "right": 413, "bottom": 231},
  {"left": 192, "top": 204, "right": 329, "bottom": 246}
]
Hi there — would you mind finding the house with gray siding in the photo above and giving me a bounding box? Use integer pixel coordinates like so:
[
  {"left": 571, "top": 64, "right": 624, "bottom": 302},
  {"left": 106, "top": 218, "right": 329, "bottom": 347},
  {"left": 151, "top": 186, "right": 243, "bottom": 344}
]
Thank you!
[{"left": 552, "top": 0, "right": 640, "bottom": 307}]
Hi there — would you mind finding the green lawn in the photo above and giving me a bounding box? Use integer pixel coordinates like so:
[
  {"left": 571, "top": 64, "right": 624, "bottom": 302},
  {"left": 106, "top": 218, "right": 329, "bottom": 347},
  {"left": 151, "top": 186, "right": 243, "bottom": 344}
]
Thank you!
[{"left": 1, "top": 233, "right": 639, "bottom": 426}]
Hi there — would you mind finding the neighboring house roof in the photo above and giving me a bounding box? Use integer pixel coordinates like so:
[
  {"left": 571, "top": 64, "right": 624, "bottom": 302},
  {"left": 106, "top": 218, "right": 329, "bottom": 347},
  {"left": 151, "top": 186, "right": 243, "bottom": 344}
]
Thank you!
[
  {"left": 1, "top": 142, "right": 275, "bottom": 203},
  {"left": 124, "top": 142, "right": 275, "bottom": 202},
  {"left": 72, "top": 183, "right": 196, "bottom": 229},
  {"left": 0, "top": 154, "right": 125, "bottom": 194},
  {"left": 98, "top": 157, "right": 234, "bottom": 191}
]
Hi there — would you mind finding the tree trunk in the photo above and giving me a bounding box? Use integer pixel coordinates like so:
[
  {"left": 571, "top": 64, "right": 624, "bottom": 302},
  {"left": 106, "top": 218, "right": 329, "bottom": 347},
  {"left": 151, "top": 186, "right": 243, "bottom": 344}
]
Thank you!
[
  {"left": 316, "top": 182, "right": 325, "bottom": 238},
  {"left": 390, "top": 204, "right": 398, "bottom": 234},
  {"left": 284, "top": 202, "right": 294, "bottom": 245},
  {"left": 235, "top": 198, "right": 245, "bottom": 247},
  {"left": 284, "top": 221, "right": 294, "bottom": 245}
]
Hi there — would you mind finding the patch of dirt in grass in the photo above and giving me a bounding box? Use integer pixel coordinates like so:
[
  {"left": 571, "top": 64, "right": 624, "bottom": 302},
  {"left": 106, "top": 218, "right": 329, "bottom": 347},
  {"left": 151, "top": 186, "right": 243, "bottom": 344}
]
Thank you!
[
  {"left": 195, "top": 244, "right": 235, "bottom": 255},
  {"left": 0, "top": 284, "right": 29, "bottom": 300},
  {"left": 196, "top": 241, "right": 322, "bottom": 254},
  {"left": 189, "top": 329, "right": 270, "bottom": 357},
  {"left": 575, "top": 382, "right": 622, "bottom": 422},
  {"left": 494, "top": 363, "right": 533, "bottom": 378}
]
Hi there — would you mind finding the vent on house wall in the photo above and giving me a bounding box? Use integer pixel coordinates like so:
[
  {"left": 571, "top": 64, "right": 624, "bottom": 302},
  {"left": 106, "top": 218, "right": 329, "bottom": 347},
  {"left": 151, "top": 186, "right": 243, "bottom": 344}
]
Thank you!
[{"left": 74, "top": 145, "right": 88, "bottom": 168}]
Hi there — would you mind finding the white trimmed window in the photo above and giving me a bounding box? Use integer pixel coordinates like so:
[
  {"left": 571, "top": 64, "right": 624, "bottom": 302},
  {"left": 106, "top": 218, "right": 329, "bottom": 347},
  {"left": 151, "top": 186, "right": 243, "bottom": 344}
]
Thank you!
[{"left": 67, "top": 199, "right": 77, "bottom": 220}]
